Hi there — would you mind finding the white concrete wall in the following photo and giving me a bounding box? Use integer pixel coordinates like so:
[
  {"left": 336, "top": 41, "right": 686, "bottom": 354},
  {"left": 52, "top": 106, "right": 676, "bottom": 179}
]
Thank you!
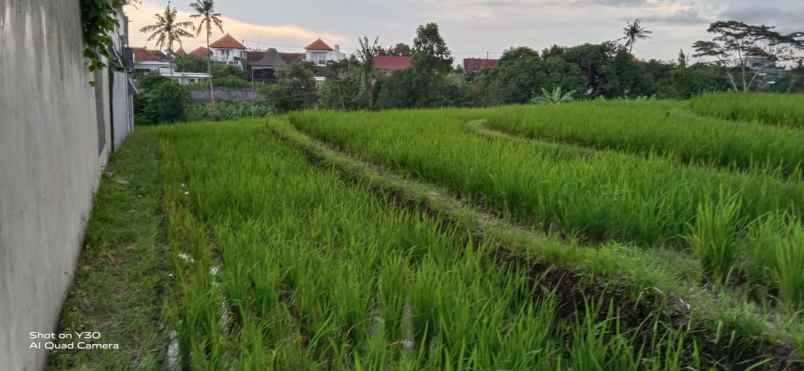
[{"left": 0, "top": 0, "right": 117, "bottom": 369}]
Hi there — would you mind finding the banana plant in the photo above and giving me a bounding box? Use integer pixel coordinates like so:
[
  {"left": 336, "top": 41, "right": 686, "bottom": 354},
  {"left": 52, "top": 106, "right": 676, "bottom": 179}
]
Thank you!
[{"left": 531, "top": 86, "right": 577, "bottom": 105}]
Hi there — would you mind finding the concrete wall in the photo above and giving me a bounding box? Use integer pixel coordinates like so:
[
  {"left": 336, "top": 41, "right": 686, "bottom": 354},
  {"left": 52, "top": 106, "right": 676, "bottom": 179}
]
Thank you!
[
  {"left": 190, "top": 87, "right": 265, "bottom": 102},
  {"left": 0, "top": 0, "right": 129, "bottom": 369},
  {"left": 109, "top": 11, "right": 134, "bottom": 149}
]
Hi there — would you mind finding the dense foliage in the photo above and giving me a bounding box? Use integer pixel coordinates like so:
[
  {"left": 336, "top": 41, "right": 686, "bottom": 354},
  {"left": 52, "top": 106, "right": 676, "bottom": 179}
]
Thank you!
[
  {"left": 80, "top": 0, "right": 126, "bottom": 74},
  {"left": 259, "top": 62, "right": 319, "bottom": 112},
  {"left": 134, "top": 75, "right": 190, "bottom": 124},
  {"left": 185, "top": 101, "right": 272, "bottom": 121}
]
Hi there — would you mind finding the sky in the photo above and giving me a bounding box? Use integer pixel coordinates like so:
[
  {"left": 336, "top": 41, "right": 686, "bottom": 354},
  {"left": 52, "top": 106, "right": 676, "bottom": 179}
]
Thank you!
[{"left": 125, "top": 0, "right": 804, "bottom": 63}]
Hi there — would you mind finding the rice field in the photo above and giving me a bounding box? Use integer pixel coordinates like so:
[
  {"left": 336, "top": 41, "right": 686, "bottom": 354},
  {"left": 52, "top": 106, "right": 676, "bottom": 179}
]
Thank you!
[
  {"left": 114, "top": 94, "right": 804, "bottom": 370},
  {"left": 158, "top": 123, "right": 708, "bottom": 370},
  {"left": 476, "top": 101, "right": 804, "bottom": 179},
  {"left": 690, "top": 93, "right": 804, "bottom": 129}
]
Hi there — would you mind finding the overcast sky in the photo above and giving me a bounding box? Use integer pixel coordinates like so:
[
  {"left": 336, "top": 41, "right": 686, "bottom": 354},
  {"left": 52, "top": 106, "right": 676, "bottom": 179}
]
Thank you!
[{"left": 126, "top": 0, "right": 804, "bottom": 62}]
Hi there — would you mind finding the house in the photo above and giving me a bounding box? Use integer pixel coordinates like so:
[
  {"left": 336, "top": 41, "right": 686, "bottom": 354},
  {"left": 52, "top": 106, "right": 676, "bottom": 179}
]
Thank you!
[
  {"left": 209, "top": 34, "right": 247, "bottom": 67},
  {"left": 129, "top": 47, "right": 210, "bottom": 85},
  {"left": 159, "top": 71, "right": 211, "bottom": 85},
  {"left": 305, "top": 38, "right": 346, "bottom": 66},
  {"left": 463, "top": 58, "right": 497, "bottom": 73},
  {"left": 246, "top": 48, "right": 305, "bottom": 81},
  {"left": 131, "top": 47, "right": 171, "bottom": 74},
  {"left": 374, "top": 55, "right": 412, "bottom": 72},
  {"left": 190, "top": 46, "right": 210, "bottom": 59},
  {"left": 746, "top": 55, "right": 786, "bottom": 84}
]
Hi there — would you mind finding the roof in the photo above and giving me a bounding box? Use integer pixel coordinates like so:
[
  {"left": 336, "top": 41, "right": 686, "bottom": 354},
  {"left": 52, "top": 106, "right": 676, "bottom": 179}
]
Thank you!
[
  {"left": 190, "top": 47, "right": 209, "bottom": 59},
  {"left": 130, "top": 47, "right": 169, "bottom": 62},
  {"left": 248, "top": 49, "right": 286, "bottom": 68},
  {"left": 175, "top": 48, "right": 187, "bottom": 56},
  {"left": 280, "top": 53, "right": 305, "bottom": 64},
  {"left": 374, "top": 55, "right": 412, "bottom": 71},
  {"left": 246, "top": 50, "right": 305, "bottom": 67},
  {"left": 305, "top": 38, "right": 333, "bottom": 51},
  {"left": 463, "top": 58, "right": 497, "bottom": 73},
  {"left": 210, "top": 34, "right": 246, "bottom": 49}
]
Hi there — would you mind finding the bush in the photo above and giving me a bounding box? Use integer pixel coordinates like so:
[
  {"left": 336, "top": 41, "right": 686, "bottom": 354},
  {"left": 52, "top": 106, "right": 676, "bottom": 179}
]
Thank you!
[
  {"left": 185, "top": 101, "right": 273, "bottom": 122},
  {"left": 135, "top": 75, "right": 190, "bottom": 124},
  {"left": 259, "top": 62, "right": 318, "bottom": 112}
]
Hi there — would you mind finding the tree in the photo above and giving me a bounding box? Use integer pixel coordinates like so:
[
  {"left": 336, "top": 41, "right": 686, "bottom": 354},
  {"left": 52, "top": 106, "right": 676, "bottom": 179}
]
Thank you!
[
  {"left": 175, "top": 54, "right": 207, "bottom": 73},
  {"left": 693, "top": 21, "right": 804, "bottom": 92},
  {"left": 319, "top": 58, "right": 367, "bottom": 110},
  {"left": 383, "top": 43, "right": 412, "bottom": 56},
  {"left": 678, "top": 50, "right": 688, "bottom": 68},
  {"left": 621, "top": 19, "right": 652, "bottom": 53},
  {"left": 262, "top": 62, "right": 318, "bottom": 112},
  {"left": 190, "top": 0, "right": 224, "bottom": 102},
  {"left": 134, "top": 76, "right": 190, "bottom": 124},
  {"left": 139, "top": 3, "right": 193, "bottom": 73},
  {"left": 412, "top": 23, "right": 454, "bottom": 75},
  {"left": 356, "top": 36, "right": 383, "bottom": 108}
]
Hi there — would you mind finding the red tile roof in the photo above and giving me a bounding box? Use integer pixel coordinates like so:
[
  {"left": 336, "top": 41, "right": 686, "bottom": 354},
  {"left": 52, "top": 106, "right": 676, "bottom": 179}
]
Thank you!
[
  {"left": 463, "top": 58, "right": 497, "bottom": 73},
  {"left": 210, "top": 34, "right": 246, "bottom": 49},
  {"left": 190, "top": 47, "right": 210, "bottom": 59},
  {"left": 305, "top": 38, "right": 333, "bottom": 51},
  {"left": 131, "top": 47, "right": 168, "bottom": 62},
  {"left": 175, "top": 48, "right": 187, "bottom": 56},
  {"left": 374, "top": 55, "right": 412, "bottom": 71},
  {"left": 280, "top": 53, "right": 305, "bottom": 64}
]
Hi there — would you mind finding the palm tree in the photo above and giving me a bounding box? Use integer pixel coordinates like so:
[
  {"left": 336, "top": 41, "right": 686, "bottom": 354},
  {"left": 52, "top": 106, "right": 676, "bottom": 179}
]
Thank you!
[
  {"left": 139, "top": 3, "right": 193, "bottom": 74},
  {"left": 190, "top": 0, "right": 224, "bottom": 103},
  {"left": 622, "top": 19, "right": 652, "bottom": 53}
]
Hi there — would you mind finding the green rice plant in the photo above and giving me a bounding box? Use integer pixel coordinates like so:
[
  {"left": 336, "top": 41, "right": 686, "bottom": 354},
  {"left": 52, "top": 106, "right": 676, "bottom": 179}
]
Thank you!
[
  {"left": 775, "top": 227, "right": 804, "bottom": 311},
  {"left": 742, "top": 213, "right": 804, "bottom": 310},
  {"left": 691, "top": 92, "right": 804, "bottom": 128},
  {"left": 479, "top": 101, "right": 803, "bottom": 179},
  {"left": 290, "top": 109, "right": 804, "bottom": 270},
  {"left": 155, "top": 120, "right": 715, "bottom": 370},
  {"left": 686, "top": 190, "right": 743, "bottom": 284},
  {"left": 743, "top": 213, "right": 793, "bottom": 284}
]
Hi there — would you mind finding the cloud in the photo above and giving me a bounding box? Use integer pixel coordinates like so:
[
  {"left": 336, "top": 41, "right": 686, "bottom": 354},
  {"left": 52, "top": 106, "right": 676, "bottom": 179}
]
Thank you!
[
  {"left": 718, "top": 6, "right": 804, "bottom": 33},
  {"left": 125, "top": 0, "right": 346, "bottom": 52},
  {"left": 640, "top": 7, "right": 709, "bottom": 25}
]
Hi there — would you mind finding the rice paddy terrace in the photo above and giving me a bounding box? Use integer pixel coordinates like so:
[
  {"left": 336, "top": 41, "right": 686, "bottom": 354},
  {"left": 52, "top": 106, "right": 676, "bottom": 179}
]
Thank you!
[{"left": 51, "top": 94, "right": 804, "bottom": 370}]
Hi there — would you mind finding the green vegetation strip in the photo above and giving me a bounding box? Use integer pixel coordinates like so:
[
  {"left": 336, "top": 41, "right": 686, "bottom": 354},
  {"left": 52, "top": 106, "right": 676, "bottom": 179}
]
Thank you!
[
  {"left": 290, "top": 109, "right": 804, "bottom": 303},
  {"left": 691, "top": 93, "right": 804, "bottom": 129},
  {"left": 273, "top": 119, "right": 803, "bottom": 369},
  {"left": 478, "top": 100, "right": 804, "bottom": 180},
  {"left": 159, "top": 121, "right": 708, "bottom": 370},
  {"left": 48, "top": 130, "right": 170, "bottom": 370}
]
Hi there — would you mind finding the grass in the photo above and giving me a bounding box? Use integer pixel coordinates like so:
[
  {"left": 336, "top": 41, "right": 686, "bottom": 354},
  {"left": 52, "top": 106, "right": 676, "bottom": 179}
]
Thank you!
[
  {"left": 156, "top": 121, "right": 716, "bottom": 370},
  {"left": 46, "top": 130, "right": 170, "bottom": 370},
  {"left": 272, "top": 119, "right": 803, "bottom": 369},
  {"left": 51, "top": 95, "right": 804, "bottom": 370},
  {"left": 477, "top": 100, "right": 803, "bottom": 179},
  {"left": 289, "top": 108, "right": 804, "bottom": 298},
  {"left": 691, "top": 92, "right": 804, "bottom": 128}
]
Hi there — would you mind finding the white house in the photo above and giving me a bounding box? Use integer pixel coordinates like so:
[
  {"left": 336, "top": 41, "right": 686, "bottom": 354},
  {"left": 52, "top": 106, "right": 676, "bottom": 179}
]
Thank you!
[
  {"left": 131, "top": 47, "right": 172, "bottom": 74},
  {"left": 130, "top": 47, "right": 210, "bottom": 85},
  {"left": 209, "top": 34, "right": 247, "bottom": 68},
  {"left": 304, "top": 38, "right": 346, "bottom": 66}
]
